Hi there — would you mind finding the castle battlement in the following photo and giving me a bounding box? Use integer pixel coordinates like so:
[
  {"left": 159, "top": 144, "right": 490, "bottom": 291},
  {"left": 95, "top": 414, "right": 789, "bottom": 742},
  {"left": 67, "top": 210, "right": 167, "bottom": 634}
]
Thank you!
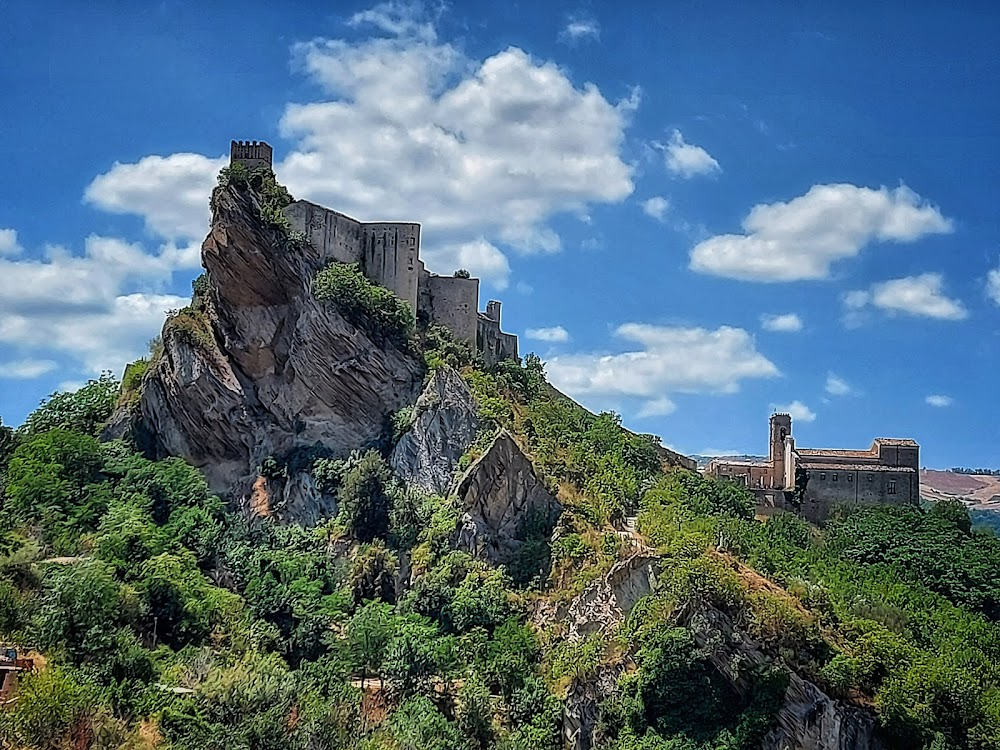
[{"left": 230, "top": 140, "right": 273, "bottom": 170}]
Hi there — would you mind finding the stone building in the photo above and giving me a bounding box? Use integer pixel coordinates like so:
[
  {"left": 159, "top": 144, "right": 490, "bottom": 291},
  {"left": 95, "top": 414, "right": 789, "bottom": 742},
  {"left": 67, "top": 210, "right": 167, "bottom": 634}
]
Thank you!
[
  {"left": 230, "top": 141, "right": 519, "bottom": 364},
  {"left": 706, "top": 413, "right": 919, "bottom": 522}
]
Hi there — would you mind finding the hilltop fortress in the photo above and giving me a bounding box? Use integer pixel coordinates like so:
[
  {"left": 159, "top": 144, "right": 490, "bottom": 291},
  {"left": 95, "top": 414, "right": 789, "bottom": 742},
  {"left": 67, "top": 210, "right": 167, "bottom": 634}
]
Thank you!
[
  {"left": 707, "top": 413, "right": 920, "bottom": 522},
  {"left": 231, "top": 140, "right": 518, "bottom": 366}
]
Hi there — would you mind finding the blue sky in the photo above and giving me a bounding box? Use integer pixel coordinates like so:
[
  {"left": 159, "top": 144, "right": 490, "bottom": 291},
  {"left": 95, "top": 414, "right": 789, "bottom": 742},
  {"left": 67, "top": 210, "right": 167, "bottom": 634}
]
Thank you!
[{"left": 2, "top": 0, "right": 999, "bottom": 467}]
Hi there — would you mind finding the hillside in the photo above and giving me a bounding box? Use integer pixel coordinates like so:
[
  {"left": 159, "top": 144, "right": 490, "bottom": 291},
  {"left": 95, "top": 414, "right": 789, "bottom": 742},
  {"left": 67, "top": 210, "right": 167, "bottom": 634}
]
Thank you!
[
  {"left": 3, "top": 169, "right": 1000, "bottom": 750},
  {"left": 921, "top": 469, "right": 1000, "bottom": 509}
]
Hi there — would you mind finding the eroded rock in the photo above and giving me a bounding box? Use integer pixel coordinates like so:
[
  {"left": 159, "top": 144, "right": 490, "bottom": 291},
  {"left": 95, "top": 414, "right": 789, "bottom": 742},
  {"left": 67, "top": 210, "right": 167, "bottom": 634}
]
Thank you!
[
  {"left": 453, "top": 430, "right": 561, "bottom": 566},
  {"left": 107, "top": 184, "right": 423, "bottom": 509},
  {"left": 390, "top": 366, "right": 481, "bottom": 495}
]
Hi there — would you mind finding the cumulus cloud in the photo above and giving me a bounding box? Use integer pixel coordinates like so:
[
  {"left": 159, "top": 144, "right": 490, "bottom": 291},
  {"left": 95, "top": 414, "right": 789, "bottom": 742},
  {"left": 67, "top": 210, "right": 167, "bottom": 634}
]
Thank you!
[
  {"left": 660, "top": 130, "right": 721, "bottom": 179},
  {"left": 85, "top": 153, "right": 227, "bottom": 242},
  {"left": 641, "top": 196, "right": 670, "bottom": 221},
  {"left": 987, "top": 264, "right": 1000, "bottom": 306},
  {"left": 760, "top": 313, "right": 802, "bottom": 332},
  {"left": 926, "top": 394, "right": 953, "bottom": 407},
  {"left": 546, "top": 323, "right": 778, "bottom": 417},
  {"left": 559, "top": 15, "right": 601, "bottom": 44},
  {"left": 525, "top": 326, "right": 570, "bottom": 343},
  {"left": 0, "top": 232, "right": 193, "bottom": 374},
  {"left": 276, "top": 7, "right": 634, "bottom": 282},
  {"left": 690, "top": 184, "right": 953, "bottom": 282},
  {"left": 0, "top": 229, "right": 22, "bottom": 257},
  {"left": 0, "top": 359, "right": 58, "bottom": 379},
  {"left": 637, "top": 396, "right": 677, "bottom": 418},
  {"left": 423, "top": 238, "right": 511, "bottom": 289},
  {"left": 825, "top": 372, "right": 851, "bottom": 396},
  {"left": 773, "top": 400, "right": 816, "bottom": 423},
  {"left": 844, "top": 273, "right": 967, "bottom": 322}
]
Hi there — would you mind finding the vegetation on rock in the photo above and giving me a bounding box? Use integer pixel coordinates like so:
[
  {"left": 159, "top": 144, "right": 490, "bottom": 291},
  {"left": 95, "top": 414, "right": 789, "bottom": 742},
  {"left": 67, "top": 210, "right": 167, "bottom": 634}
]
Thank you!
[{"left": 313, "top": 261, "right": 415, "bottom": 350}]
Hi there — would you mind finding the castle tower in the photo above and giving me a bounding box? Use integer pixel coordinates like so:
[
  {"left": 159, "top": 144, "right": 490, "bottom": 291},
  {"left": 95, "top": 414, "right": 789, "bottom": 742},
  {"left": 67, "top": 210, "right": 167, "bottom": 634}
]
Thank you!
[
  {"left": 769, "top": 413, "right": 792, "bottom": 489},
  {"left": 230, "top": 140, "right": 273, "bottom": 170}
]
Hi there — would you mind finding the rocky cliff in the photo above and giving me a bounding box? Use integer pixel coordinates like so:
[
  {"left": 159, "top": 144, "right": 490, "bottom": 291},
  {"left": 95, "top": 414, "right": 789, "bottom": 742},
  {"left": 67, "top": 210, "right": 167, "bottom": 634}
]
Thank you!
[
  {"left": 108, "top": 182, "right": 424, "bottom": 502},
  {"left": 390, "top": 366, "right": 481, "bottom": 495},
  {"left": 454, "top": 430, "right": 562, "bottom": 567}
]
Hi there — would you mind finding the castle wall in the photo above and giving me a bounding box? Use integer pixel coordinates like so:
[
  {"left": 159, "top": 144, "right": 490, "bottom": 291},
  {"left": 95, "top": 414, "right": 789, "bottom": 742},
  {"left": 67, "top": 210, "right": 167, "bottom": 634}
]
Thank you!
[
  {"left": 362, "top": 223, "right": 420, "bottom": 313},
  {"left": 799, "top": 468, "right": 918, "bottom": 523},
  {"left": 231, "top": 140, "right": 273, "bottom": 170},
  {"left": 420, "top": 273, "right": 479, "bottom": 345},
  {"left": 284, "top": 201, "right": 365, "bottom": 266}
]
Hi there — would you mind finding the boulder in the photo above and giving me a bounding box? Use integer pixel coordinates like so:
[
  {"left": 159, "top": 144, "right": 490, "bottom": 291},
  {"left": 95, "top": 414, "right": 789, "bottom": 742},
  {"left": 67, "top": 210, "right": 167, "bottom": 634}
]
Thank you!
[
  {"left": 390, "top": 366, "right": 481, "bottom": 495},
  {"left": 453, "top": 430, "right": 561, "bottom": 566}
]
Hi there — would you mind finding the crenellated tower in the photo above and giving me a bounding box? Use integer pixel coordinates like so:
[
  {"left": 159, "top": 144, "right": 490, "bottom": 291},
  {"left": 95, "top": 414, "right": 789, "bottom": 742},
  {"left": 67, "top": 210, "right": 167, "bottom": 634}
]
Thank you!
[{"left": 230, "top": 140, "right": 273, "bottom": 170}]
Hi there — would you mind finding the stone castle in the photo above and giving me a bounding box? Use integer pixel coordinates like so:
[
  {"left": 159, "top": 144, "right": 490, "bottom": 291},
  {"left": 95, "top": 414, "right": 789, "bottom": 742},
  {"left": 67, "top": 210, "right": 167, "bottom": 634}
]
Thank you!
[
  {"left": 706, "top": 413, "right": 919, "bottom": 522},
  {"left": 231, "top": 140, "right": 518, "bottom": 366}
]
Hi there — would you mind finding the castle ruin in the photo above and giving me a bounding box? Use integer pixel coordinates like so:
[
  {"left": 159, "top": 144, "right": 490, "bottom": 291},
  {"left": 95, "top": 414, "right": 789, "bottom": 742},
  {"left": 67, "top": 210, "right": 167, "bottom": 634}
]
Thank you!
[
  {"left": 707, "top": 413, "right": 919, "bottom": 522},
  {"left": 231, "top": 141, "right": 518, "bottom": 366}
]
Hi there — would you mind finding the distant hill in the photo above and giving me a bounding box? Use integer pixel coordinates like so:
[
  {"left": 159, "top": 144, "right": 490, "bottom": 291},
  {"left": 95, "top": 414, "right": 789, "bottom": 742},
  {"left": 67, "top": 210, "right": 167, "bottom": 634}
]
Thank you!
[
  {"left": 689, "top": 454, "right": 765, "bottom": 470},
  {"left": 921, "top": 468, "right": 1000, "bottom": 510}
]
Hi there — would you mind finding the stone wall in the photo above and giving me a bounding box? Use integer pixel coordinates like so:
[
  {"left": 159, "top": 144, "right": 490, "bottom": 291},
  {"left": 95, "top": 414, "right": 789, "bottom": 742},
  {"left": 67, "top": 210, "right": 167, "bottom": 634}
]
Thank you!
[
  {"left": 362, "top": 222, "right": 421, "bottom": 312},
  {"left": 284, "top": 201, "right": 365, "bottom": 265},
  {"left": 230, "top": 140, "right": 273, "bottom": 170},
  {"left": 419, "top": 271, "right": 480, "bottom": 345},
  {"left": 478, "top": 301, "right": 519, "bottom": 367},
  {"left": 800, "top": 468, "right": 918, "bottom": 523}
]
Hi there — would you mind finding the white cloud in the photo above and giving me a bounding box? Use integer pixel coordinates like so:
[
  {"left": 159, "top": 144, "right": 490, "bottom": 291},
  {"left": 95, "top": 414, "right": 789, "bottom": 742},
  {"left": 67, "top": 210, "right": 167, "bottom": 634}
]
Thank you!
[
  {"left": 278, "top": 9, "right": 634, "bottom": 276},
  {"left": 636, "top": 396, "right": 677, "bottom": 418},
  {"left": 773, "top": 400, "right": 816, "bottom": 423},
  {"left": 0, "top": 232, "right": 192, "bottom": 374},
  {"left": 559, "top": 15, "right": 601, "bottom": 44},
  {"left": 85, "top": 153, "right": 227, "bottom": 242},
  {"left": 0, "top": 229, "right": 22, "bottom": 257},
  {"left": 641, "top": 196, "right": 670, "bottom": 221},
  {"left": 760, "top": 313, "right": 802, "bottom": 332},
  {"left": 546, "top": 324, "right": 779, "bottom": 415},
  {"left": 987, "top": 264, "right": 1000, "bottom": 306},
  {"left": 926, "top": 394, "right": 954, "bottom": 407},
  {"left": 690, "top": 184, "right": 953, "bottom": 282},
  {"left": 525, "top": 326, "right": 570, "bottom": 343},
  {"left": 845, "top": 273, "right": 967, "bottom": 321},
  {"left": 0, "top": 359, "right": 58, "bottom": 379},
  {"left": 424, "top": 238, "right": 511, "bottom": 289},
  {"left": 825, "top": 372, "right": 851, "bottom": 396},
  {"left": 660, "top": 130, "right": 721, "bottom": 179}
]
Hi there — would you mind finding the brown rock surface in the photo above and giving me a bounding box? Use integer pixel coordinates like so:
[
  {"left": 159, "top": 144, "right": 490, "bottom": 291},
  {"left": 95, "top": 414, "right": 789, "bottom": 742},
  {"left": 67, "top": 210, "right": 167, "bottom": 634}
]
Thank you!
[
  {"left": 107, "top": 183, "right": 423, "bottom": 506},
  {"left": 453, "top": 430, "right": 561, "bottom": 566}
]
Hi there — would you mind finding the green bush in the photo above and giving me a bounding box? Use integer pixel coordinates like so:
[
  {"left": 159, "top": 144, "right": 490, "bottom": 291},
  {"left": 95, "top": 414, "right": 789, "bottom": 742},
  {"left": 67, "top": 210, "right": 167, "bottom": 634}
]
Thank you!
[
  {"left": 313, "top": 262, "right": 415, "bottom": 349},
  {"left": 19, "top": 373, "right": 119, "bottom": 438}
]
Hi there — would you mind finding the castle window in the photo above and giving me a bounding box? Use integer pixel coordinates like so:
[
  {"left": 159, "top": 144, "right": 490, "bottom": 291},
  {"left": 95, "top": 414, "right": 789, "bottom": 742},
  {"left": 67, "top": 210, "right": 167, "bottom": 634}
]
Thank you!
[
  {"left": 847, "top": 474, "right": 853, "bottom": 482},
  {"left": 832, "top": 473, "right": 838, "bottom": 482},
  {"left": 868, "top": 474, "right": 874, "bottom": 482},
  {"left": 820, "top": 472, "right": 826, "bottom": 480},
  {"left": 887, "top": 480, "right": 897, "bottom": 494}
]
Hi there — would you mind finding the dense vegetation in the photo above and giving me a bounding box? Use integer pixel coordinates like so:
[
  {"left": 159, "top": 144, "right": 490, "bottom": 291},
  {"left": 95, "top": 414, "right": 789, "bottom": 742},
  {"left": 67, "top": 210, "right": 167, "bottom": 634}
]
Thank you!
[{"left": 313, "top": 262, "right": 415, "bottom": 350}]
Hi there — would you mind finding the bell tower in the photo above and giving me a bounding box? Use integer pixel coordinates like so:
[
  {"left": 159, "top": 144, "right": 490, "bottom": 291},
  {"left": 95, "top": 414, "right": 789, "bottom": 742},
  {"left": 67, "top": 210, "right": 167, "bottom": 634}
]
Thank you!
[{"left": 769, "top": 412, "right": 791, "bottom": 489}]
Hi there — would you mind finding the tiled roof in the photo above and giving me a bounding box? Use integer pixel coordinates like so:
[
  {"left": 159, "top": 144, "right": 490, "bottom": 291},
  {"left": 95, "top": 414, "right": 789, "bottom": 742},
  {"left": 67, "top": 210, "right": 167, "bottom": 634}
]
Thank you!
[{"left": 800, "top": 462, "right": 916, "bottom": 473}]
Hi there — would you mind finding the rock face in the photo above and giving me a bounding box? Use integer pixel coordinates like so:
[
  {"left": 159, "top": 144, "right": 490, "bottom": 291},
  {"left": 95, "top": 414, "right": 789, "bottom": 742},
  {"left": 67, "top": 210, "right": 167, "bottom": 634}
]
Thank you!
[
  {"left": 679, "top": 605, "right": 886, "bottom": 750},
  {"left": 535, "top": 552, "right": 661, "bottom": 641},
  {"left": 453, "top": 430, "right": 561, "bottom": 566},
  {"left": 110, "top": 184, "right": 424, "bottom": 503},
  {"left": 389, "top": 366, "right": 481, "bottom": 495}
]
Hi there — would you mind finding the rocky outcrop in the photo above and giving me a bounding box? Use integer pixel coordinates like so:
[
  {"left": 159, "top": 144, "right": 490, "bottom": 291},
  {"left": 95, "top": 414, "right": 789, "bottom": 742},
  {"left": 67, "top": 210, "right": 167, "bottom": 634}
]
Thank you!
[
  {"left": 534, "top": 552, "right": 661, "bottom": 640},
  {"left": 390, "top": 367, "right": 481, "bottom": 495},
  {"left": 453, "top": 430, "right": 561, "bottom": 566},
  {"left": 108, "top": 184, "right": 423, "bottom": 504},
  {"left": 679, "top": 605, "right": 886, "bottom": 750},
  {"left": 250, "top": 471, "right": 336, "bottom": 526}
]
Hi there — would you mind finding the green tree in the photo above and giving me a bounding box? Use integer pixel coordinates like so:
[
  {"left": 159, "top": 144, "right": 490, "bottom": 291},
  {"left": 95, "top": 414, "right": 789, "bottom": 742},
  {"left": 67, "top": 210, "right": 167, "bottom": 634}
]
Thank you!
[
  {"left": 337, "top": 450, "right": 395, "bottom": 542},
  {"left": 19, "top": 373, "right": 119, "bottom": 437}
]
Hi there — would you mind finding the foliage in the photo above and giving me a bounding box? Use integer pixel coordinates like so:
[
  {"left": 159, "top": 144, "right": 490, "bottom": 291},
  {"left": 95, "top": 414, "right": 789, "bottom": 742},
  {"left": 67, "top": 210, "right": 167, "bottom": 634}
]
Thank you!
[
  {"left": 18, "top": 372, "right": 119, "bottom": 437},
  {"left": 422, "top": 323, "right": 474, "bottom": 371},
  {"left": 313, "top": 261, "right": 415, "bottom": 349},
  {"left": 337, "top": 450, "right": 396, "bottom": 543}
]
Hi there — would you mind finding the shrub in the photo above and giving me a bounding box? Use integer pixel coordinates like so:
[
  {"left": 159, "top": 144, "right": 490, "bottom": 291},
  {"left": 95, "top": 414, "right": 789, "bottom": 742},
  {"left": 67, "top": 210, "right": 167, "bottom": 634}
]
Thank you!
[
  {"left": 19, "top": 373, "right": 119, "bottom": 438},
  {"left": 337, "top": 450, "right": 395, "bottom": 543},
  {"left": 313, "top": 262, "right": 415, "bottom": 349}
]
